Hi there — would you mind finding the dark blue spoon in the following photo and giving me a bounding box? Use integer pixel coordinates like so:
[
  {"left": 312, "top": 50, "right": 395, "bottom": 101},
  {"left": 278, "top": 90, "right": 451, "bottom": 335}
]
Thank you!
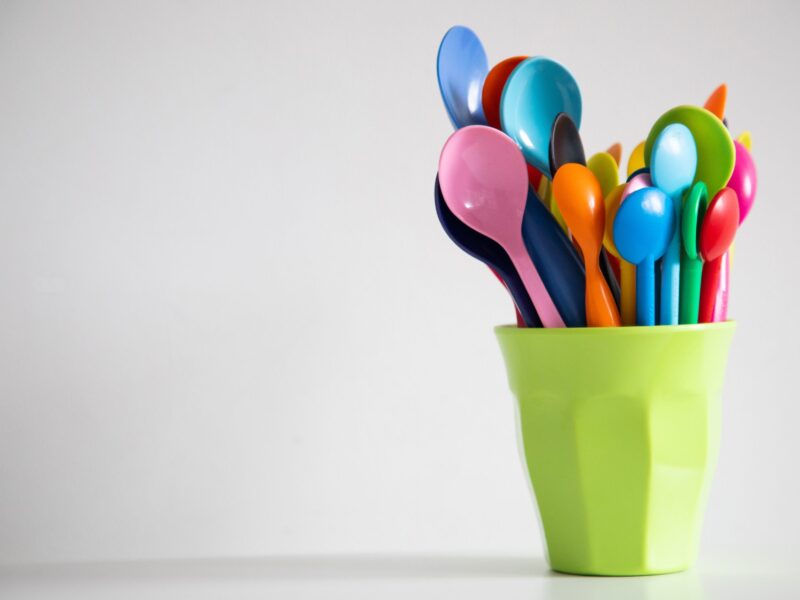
[
  {"left": 435, "top": 176, "right": 542, "bottom": 327},
  {"left": 521, "top": 187, "right": 587, "bottom": 327}
]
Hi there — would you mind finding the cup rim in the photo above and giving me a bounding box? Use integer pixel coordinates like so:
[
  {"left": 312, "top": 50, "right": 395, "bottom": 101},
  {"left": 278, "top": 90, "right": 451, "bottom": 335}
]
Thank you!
[{"left": 495, "top": 321, "right": 736, "bottom": 337}]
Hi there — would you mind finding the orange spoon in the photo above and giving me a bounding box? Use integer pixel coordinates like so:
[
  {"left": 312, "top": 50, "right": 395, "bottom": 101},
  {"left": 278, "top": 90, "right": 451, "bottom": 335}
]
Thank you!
[
  {"left": 553, "top": 164, "right": 621, "bottom": 327},
  {"left": 606, "top": 142, "right": 622, "bottom": 167},
  {"left": 704, "top": 83, "right": 727, "bottom": 120}
]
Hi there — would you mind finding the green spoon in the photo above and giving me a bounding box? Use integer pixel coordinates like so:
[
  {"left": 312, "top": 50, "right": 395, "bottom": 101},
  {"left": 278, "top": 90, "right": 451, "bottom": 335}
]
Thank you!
[
  {"left": 679, "top": 182, "right": 709, "bottom": 324},
  {"left": 644, "top": 105, "right": 735, "bottom": 197}
]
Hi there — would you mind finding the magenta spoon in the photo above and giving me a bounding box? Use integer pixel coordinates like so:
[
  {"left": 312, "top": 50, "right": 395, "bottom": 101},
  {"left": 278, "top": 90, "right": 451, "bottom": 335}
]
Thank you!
[{"left": 438, "top": 125, "right": 565, "bottom": 327}]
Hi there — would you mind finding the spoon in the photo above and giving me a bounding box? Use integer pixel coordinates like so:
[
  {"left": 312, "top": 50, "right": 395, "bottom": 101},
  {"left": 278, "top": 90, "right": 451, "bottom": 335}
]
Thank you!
[
  {"left": 678, "top": 182, "right": 709, "bottom": 324},
  {"left": 649, "top": 123, "right": 697, "bottom": 325},
  {"left": 588, "top": 151, "right": 619, "bottom": 199},
  {"left": 522, "top": 186, "right": 587, "bottom": 327},
  {"left": 436, "top": 26, "right": 488, "bottom": 129},
  {"left": 499, "top": 57, "right": 582, "bottom": 178},
  {"left": 434, "top": 176, "right": 542, "bottom": 327},
  {"left": 737, "top": 131, "right": 752, "bottom": 152},
  {"left": 644, "top": 105, "right": 735, "bottom": 198},
  {"left": 548, "top": 115, "right": 620, "bottom": 305},
  {"left": 606, "top": 143, "right": 622, "bottom": 167},
  {"left": 714, "top": 140, "right": 757, "bottom": 321},
  {"left": 698, "top": 188, "right": 739, "bottom": 323},
  {"left": 604, "top": 183, "right": 636, "bottom": 325},
  {"left": 613, "top": 187, "right": 675, "bottom": 326},
  {"left": 481, "top": 56, "right": 527, "bottom": 129},
  {"left": 627, "top": 141, "right": 646, "bottom": 176},
  {"left": 703, "top": 83, "right": 727, "bottom": 120},
  {"left": 549, "top": 112, "right": 585, "bottom": 175},
  {"left": 438, "top": 125, "right": 565, "bottom": 327},
  {"left": 553, "top": 164, "right": 621, "bottom": 327},
  {"left": 480, "top": 55, "right": 543, "bottom": 190}
]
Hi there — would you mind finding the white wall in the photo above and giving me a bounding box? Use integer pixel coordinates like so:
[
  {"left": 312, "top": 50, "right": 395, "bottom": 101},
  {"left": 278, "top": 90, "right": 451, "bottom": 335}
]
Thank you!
[{"left": 0, "top": 0, "right": 798, "bottom": 564}]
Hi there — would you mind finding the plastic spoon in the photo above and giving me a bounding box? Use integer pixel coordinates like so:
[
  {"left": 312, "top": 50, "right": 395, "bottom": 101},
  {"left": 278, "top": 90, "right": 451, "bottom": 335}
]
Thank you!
[
  {"left": 436, "top": 26, "right": 488, "bottom": 129},
  {"left": 499, "top": 57, "right": 581, "bottom": 178},
  {"left": 679, "top": 182, "right": 709, "bottom": 324},
  {"left": 549, "top": 112, "right": 585, "bottom": 175},
  {"left": 434, "top": 176, "right": 542, "bottom": 327},
  {"left": 644, "top": 105, "right": 735, "bottom": 198},
  {"left": 606, "top": 143, "right": 622, "bottom": 167},
  {"left": 627, "top": 141, "right": 646, "bottom": 177},
  {"left": 714, "top": 140, "right": 757, "bottom": 320},
  {"left": 481, "top": 56, "right": 527, "bottom": 129},
  {"left": 438, "top": 125, "right": 565, "bottom": 327},
  {"left": 698, "top": 188, "right": 739, "bottom": 323},
  {"left": 553, "top": 164, "right": 621, "bottom": 327},
  {"left": 588, "top": 151, "right": 619, "bottom": 199},
  {"left": 480, "top": 55, "right": 542, "bottom": 190},
  {"left": 548, "top": 115, "right": 620, "bottom": 305},
  {"left": 649, "top": 123, "right": 697, "bottom": 325},
  {"left": 703, "top": 84, "right": 727, "bottom": 120},
  {"left": 604, "top": 183, "right": 636, "bottom": 325},
  {"left": 613, "top": 187, "right": 675, "bottom": 326},
  {"left": 522, "top": 187, "right": 587, "bottom": 327}
]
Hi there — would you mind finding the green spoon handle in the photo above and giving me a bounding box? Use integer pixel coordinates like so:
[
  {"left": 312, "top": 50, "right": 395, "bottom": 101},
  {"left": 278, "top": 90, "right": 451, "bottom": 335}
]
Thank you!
[{"left": 679, "top": 253, "right": 703, "bottom": 324}]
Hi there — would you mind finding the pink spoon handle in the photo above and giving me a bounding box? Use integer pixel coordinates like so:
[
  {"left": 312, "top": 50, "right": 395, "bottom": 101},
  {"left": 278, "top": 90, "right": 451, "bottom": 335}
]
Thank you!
[
  {"left": 507, "top": 240, "right": 565, "bottom": 328},
  {"left": 712, "top": 251, "right": 729, "bottom": 322}
]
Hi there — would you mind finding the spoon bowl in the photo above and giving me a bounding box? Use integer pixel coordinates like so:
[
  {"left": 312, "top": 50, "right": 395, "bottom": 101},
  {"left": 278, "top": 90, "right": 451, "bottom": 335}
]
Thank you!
[
  {"left": 438, "top": 125, "right": 564, "bottom": 327},
  {"left": 644, "top": 105, "right": 734, "bottom": 197},
  {"left": 499, "top": 57, "right": 581, "bottom": 178},
  {"left": 549, "top": 112, "right": 585, "bottom": 175},
  {"left": 436, "top": 26, "right": 488, "bottom": 129},
  {"left": 698, "top": 188, "right": 740, "bottom": 323},
  {"left": 481, "top": 56, "right": 527, "bottom": 129},
  {"left": 613, "top": 187, "right": 675, "bottom": 326}
]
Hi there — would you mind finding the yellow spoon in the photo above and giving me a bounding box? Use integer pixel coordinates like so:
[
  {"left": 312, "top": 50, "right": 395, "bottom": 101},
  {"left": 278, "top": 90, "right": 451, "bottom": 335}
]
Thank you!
[
  {"left": 627, "top": 140, "right": 646, "bottom": 176},
  {"left": 604, "top": 184, "right": 636, "bottom": 325}
]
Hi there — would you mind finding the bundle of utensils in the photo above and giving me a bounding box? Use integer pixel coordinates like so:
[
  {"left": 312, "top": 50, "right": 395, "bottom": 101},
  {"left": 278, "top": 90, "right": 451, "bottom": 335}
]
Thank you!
[{"left": 435, "top": 26, "right": 757, "bottom": 328}]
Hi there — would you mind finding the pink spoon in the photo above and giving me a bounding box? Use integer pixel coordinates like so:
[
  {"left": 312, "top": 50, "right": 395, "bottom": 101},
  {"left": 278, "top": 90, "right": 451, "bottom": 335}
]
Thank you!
[
  {"left": 713, "top": 140, "right": 757, "bottom": 321},
  {"left": 438, "top": 126, "right": 565, "bottom": 327}
]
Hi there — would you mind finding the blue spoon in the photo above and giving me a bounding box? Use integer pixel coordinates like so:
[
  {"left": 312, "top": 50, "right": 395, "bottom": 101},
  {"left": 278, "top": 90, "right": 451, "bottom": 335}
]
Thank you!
[
  {"left": 613, "top": 187, "right": 675, "bottom": 326},
  {"left": 435, "top": 176, "right": 541, "bottom": 327},
  {"left": 436, "top": 26, "right": 488, "bottom": 129},
  {"left": 499, "top": 57, "right": 582, "bottom": 178},
  {"left": 522, "top": 187, "right": 586, "bottom": 327},
  {"left": 649, "top": 124, "right": 697, "bottom": 325}
]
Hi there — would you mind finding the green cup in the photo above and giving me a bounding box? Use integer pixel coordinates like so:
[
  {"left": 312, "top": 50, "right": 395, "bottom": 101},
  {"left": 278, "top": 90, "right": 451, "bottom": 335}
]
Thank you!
[{"left": 496, "top": 322, "right": 735, "bottom": 576}]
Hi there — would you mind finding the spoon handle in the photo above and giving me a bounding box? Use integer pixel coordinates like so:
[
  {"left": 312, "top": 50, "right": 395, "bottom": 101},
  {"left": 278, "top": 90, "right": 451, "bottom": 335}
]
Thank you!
[
  {"left": 508, "top": 242, "right": 565, "bottom": 328},
  {"left": 712, "top": 251, "right": 730, "bottom": 322},
  {"left": 659, "top": 206, "right": 682, "bottom": 325},
  {"left": 636, "top": 257, "right": 656, "bottom": 326},
  {"left": 699, "top": 256, "right": 724, "bottom": 323},
  {"left": 620, "top": 261, "right": 636, "bottom": 326},
  {"left": 678, "top": 253, "right": 703, "bottom": 325},
  {"left": 586, "top": 258, "right": 621, "bottom": 327}
]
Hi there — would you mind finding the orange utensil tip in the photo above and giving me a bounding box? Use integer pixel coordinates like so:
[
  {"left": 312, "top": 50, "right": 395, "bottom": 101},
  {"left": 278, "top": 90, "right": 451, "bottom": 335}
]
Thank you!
[
  {"left": 552, "top": 164, "right": 622, "bottom": 327},
  {"left": 606, "top": 143, "right": 622, "bottom": 166},
  {"left": 704, "top": 83, "right": 727, "bottom": 120},
  {"left": 481, "top": 56, "right": 528, "bottom": 130}
]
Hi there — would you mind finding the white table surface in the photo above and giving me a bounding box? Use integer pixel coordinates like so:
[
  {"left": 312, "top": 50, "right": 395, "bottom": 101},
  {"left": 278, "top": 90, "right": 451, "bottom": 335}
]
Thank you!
[{"left": 1, "top": 555, "right": 796, "bottom": 599}]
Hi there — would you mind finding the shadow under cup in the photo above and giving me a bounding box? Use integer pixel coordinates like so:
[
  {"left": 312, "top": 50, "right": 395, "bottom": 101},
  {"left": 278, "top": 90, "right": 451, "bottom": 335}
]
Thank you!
[{"left": 496, "top": 322, "right": 736, "bottom": 576}]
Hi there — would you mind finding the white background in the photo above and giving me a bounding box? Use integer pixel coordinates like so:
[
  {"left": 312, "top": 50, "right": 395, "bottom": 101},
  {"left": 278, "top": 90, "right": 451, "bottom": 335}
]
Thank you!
[{"left": 1, "top": 0, "right": 799, "bottom": 571}]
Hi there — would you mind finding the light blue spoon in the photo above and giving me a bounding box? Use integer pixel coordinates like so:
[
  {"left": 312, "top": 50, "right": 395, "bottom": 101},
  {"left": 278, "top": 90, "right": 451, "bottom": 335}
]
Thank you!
[
  {"left": 649, "top": 123, "right": 697, "bottom": 325},
  {"left": 613, "top": 187, "right": 675, "bottom": 326},
  {"left": 436, "top": 26, "right": 488, "bottom": 129},
  {"left": 499, "top": 57, "right": 581, "bottom": 178}
]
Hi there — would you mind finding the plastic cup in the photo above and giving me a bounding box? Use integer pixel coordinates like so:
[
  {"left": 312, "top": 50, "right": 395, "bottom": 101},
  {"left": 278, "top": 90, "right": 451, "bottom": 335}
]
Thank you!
[{"left": 496, "top": 322, "right": 735, "bottom": 576}]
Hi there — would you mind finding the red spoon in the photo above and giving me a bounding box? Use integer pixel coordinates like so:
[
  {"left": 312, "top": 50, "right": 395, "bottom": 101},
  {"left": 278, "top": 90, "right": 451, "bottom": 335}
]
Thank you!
[
  {"left": 481, "top": 56, "right": 542, "bottom": 190},
  {"left": 698, "top": 188, "right": 739, "bottom": 323}
]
